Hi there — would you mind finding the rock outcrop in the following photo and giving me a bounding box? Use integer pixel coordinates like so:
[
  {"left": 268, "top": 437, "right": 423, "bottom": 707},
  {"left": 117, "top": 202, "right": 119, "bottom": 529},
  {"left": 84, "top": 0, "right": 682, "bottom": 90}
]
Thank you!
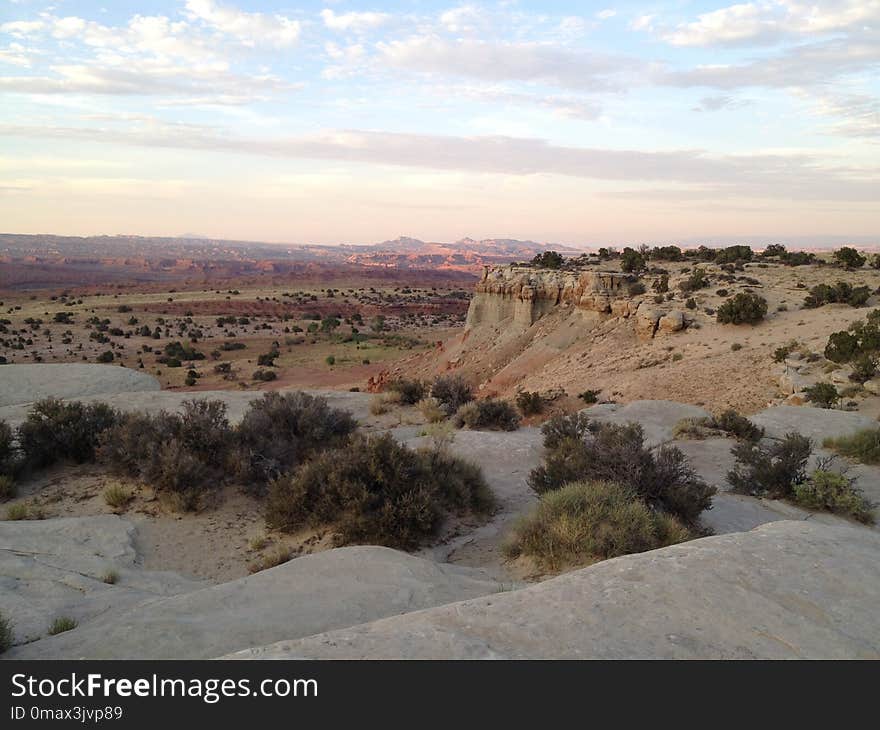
[
  {"left": 0, "top": 364, "right": 160, "bottom": 408},
  {"left": 466, "top": 266, "right": 634, "bottom": 328},
  {"left": 228, "top": 521, "right": 880, "bottom": 660}
]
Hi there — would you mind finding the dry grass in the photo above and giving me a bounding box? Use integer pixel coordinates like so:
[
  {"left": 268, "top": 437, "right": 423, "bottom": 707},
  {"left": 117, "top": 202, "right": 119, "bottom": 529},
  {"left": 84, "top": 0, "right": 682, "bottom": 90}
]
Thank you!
[
  {"left": 103, "top": 484, "right": 132, "bottom": 509},
  {"left": 824, "top": 428, "right": 880, "bottom": 465},
  {"left": 248, "top": 547, "right": 292, "bottom": 574},
  {"left": 48, "top": 616, "right": 77, "bottom": 636},
  {"left": 504, "top": 480, "right": 692, "bottom": 572}
]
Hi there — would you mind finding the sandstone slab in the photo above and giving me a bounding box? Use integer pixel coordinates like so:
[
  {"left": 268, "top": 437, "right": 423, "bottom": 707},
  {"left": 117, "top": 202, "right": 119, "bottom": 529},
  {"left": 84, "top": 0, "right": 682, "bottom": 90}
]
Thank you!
[{"left": 229, "top": 521, "right": 880, "bottom": 660}]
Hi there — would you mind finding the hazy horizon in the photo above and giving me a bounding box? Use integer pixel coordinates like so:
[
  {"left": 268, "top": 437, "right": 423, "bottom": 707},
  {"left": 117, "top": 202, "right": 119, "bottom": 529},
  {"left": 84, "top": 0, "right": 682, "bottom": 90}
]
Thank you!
[{"left": 1, "top": 1, "right": 878, "bottom": 243}]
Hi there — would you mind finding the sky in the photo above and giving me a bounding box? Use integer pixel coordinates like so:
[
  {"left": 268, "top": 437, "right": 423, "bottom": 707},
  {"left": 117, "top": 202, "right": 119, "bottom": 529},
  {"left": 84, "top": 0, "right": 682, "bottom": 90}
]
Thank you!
[{"left": 0, "top": 0, "right": 878, "bottom": 246}]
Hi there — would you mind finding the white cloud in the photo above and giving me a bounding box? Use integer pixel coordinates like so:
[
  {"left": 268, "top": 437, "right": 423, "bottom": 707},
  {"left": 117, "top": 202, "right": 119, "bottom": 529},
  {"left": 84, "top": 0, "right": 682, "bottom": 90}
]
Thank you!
[
  {"left": 439, "top": 5, "right": 487, "bottom": 33},
  {"left": 597, "top": 10, "right": 617, "bottom": 20},
  {"left": 0, "top": 20, "right": 45, "bottom": 37},
  {"left": 185, "top": 0, "right": 300, "bottom": 47},
  {"left": 803, "top": 91, "right": 880, "bottom": 139},
  {"left": 661, "top": 0, "right": 880, "bottom": 47},
  {"left": 3, "top": 122, "right": 876, "bottom": 202},
  {"left": 376, "top": 36, "right": 634, "bottom": 91},
  {"left": 320, "top": 9, "right": 390, "bottom": 33}
]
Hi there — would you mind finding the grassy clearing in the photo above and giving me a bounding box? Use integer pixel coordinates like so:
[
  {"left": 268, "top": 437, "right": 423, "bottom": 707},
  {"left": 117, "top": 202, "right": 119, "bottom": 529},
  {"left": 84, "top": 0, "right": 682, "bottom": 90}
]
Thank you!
[{"left": 824, "top": 428, "right": 880, "bottom": 465}]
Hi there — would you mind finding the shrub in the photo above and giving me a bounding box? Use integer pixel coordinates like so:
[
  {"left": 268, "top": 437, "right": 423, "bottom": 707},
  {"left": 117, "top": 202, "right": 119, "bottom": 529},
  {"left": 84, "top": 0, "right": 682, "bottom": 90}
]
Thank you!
[
  {"left": 833, "top": 247, "right": 865, "bottom": 269},
  {"left": 680, "top": 268, "right": 709, "bottom": 293},
  {"left": 824, "top": 428, "right": 880, "bottom": 465},
  {"left": 515, "top": 391, "right": 545, "bottom": 416},
  {"left": 0, "top": 475, "right": 14, "bottom": 501},
  {"left": 417, "top": 397, "right": 446, "bottom": 423},
  {"left": 714, "top": 409, "right": 764, "bottom": 441},
  {"left": 540, "top": 412, "right": 591, "bottom": 450},
  {"left": 824, "top": 330, "right": 860, "bottom": 363},
  {"left": 252, "top": 369, "right": 277, "bottom": 381},
  {"left": 454, "top": 399, "right": 520, "bottom": 431},
  {"left": 529, "top": 422, "right": 715, "bottom": 523},
  {"left": 715, "top": 245, "right": 752, "bottom": 264},
  {"left": 48, "top": 617, "right": 77, "bottom": 636},
  {"left": 672, "top": 417, "right": 713, "bottom": 440},
  {"left": 727, "top": 432, "right": 812, "bottom": 498},
  {"left": 5, "top": 502, "right": 30, "bottom": 521},
  {"left": 99, "top": 400, "right": 232, "bottom": 503},
  {"left": 430, "top": 374, "right": 474, "bottom": 415},
  {"left": 503, "top": 481, "right": 692, "bottom": 571},
  {"left": 386, "top": 378, "right": 426, "bottom": 405},
  {"left": 620, "top": 248, "right": 646, "bottom": 273},
  {"left": 849, "top": 354, "right": 877, "bottom": 383},
  {"left": 803, "top": 382, "right": 839, "bottom": 408},
  {"left": 96, "top": 350, "right": 114, "bottom": 363},
  {"left": 578, "top": 389, "right": 600, "bottom": 404},
  {"left": 531, "top": 251, "right": 564, "bottom": 268},
  {"left": 232, "top": 391, "right": 357, "bottom": 486},
  {"left": 101, "top": 570, "right": 119, "bottom": 585},
  {"left": 103, "top": 484, "right": 132, "bottom": 509},
  {"left": 792, "top": 470, "right": 875, "bottom": 524},
  {"left": 325, "top": 355, "right": 335, "bottom": 366},
  {"left": 716, "top": 292, "right": 767, "bottom": 325},
  {"left": 685, "top": 297, "right": 696, "bottom": 310},
  {"left": 266, "top": 433, "right": 494, "bottom": 549},
  {"left": 804, "top": 281, "right": 871, "bottom": 308},
  {"left": 628, "top": 281, "right": 646, "bottom": 296},
  {"left": 773, "top": 344, "right": 794, "bottom": 362},
  {"left": 0, "top": 420, "right": 17, "bottom": 477},
  {"left": 160, "top": 341, "right": 204, "bottom": 362},
  {"left": 730, "top": 342, "right": 742, "bottom": 351},
  {"left": 18, "top": 398, "right": 118, "bottom": 468},
  {"left": 0, "top": 611, "right": 11, "bottom": 654}
]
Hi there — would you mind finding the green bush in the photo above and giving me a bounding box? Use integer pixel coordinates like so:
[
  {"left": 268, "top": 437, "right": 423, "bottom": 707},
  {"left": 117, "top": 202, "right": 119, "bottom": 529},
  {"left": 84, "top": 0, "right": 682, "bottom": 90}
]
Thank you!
[
  {"left": 454, "top": 399, "right": 520, "bottom": 431},
  {"left": 0, "top": 475, "right": 15, "bottom": 501},
  {"left": 792, "top": 470, "right": 875, "bottom": 524},
  {"left": 0, "top": 611, "right": 12, "bottom": 654},
  {"left": 824, "top": 428, "right": 880, "bottom": 465},
  {"left": 18, "top": 398, "right": 118, "bottom": 468},
  {"left": 621, "top": 248, "right": 646, "bottom": 273},
  {"left": 578, "top": 389, "right": 601, "bottom": 404},
  {"left": 232, "top": 391, "right": 357, "bottom": 486},
  {"left": 803, "top": 281, "right": 871, "bottom": 309},
  {"left": 540, "top": 412, "right": 591, "bottom": 450},
  {"left": 252, "top": 369, "right": 277, "bottom": 381},
  {"left": 680, "top": 268, "right": 709, "bottom": 293},
  {"left": 716, "top": 292, "right": 767, "bottom": 325},
  {"left": 727, "top": 432, "right": 811, "bottom": 498},
  {"left": 503, "top": 481, "right": 692, "bottom": 571},
  {"left": 715, "top": 245, "right": 752, "bottom": 264},
  {"left": 430, "top": 374, "right": 474, "bottom": 415},
  {"left": 531, "top": 251, "right": 564, "bottom": 268},
  {"left": 386, "top": 378, "right": 426, "bottom": 405},
  {"left": 48, "top": 617, "right": 77, "bottom": 636},
  {"left": 515, "top": 391, "right": 545, "bottom": 416},
  {"left": 833, "top": 247, "right": 865, "bottom": 269},
  {"left": 803, "top": 382, "right": 839, "bottom": 408},
  {"left": 266, "top": 433, "right": 494, "bottom": 549},
  {"left": 849, "top": 354, "right": 877, "bottom": 383},
  {"left": 714, "top": 409, "right": 764, "bottom": 441},
  {"left": 529, "top": 422, "right": 715, "bottom": 524},
  {"left": 824, "top": 330, "right": 860, "bottom": 363},
  {"left": 99, "top": 400, "right": 233, "bottom": 506},
  {"left": 0, "top": 420, "right": 17, "bottom": 477}
]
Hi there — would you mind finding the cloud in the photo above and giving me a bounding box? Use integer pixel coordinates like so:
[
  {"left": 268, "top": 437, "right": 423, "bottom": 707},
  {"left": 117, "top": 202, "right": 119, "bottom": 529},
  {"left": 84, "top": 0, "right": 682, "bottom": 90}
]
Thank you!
[
  {"left": 375, "top": 36, "right": 635, "bottom": 91},
  {"left": 596, "top": 10, "right": 617, "bottom": 20},
  {"left": 1, "top": 122, "right": 876, "bottom": 202},
  {"left": 803, "top": 91, "right": 880, "bottom": 139},
  {"left": 321, "top": 9, "right": 390, "bottom": 33},
  {"left": 660, "top": 0, "right": 880, "bottom": 47},
  {"left": 658, "top": 35, "right": 880, "bottom": 88},
  {"left": 0, "top": 62, "right": 291, "bottom": 103},
  {"left": 0, "top": 20, "right": 45, "bottom": 37},
  {"left": 692, "top": 95, "right": 751, "bottom": 112},
  {"left": 184, "top": 0, "right": 300, "bottom": 47},
  {"left": 439, "top": 5, "right": 488, "bottom": 33}
]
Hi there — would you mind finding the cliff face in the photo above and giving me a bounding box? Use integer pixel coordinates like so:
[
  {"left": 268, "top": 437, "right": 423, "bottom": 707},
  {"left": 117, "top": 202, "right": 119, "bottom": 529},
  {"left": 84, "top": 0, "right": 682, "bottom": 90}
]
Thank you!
[{"left": 466, "top": 265, "right": 635, "bottom": 328}]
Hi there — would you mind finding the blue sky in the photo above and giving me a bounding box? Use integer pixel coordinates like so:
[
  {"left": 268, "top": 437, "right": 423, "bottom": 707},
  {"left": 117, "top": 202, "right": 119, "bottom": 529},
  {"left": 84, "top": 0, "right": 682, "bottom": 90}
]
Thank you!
[{"left": 0, "top": 0, "right": 877, "bottom": 245}]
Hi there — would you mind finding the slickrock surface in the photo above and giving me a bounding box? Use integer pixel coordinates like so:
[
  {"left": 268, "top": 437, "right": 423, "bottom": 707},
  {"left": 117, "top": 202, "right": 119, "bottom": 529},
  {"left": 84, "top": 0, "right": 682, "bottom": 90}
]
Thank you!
[{"left": 228, "top": 521, "right": 880, "bottom": 660}]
